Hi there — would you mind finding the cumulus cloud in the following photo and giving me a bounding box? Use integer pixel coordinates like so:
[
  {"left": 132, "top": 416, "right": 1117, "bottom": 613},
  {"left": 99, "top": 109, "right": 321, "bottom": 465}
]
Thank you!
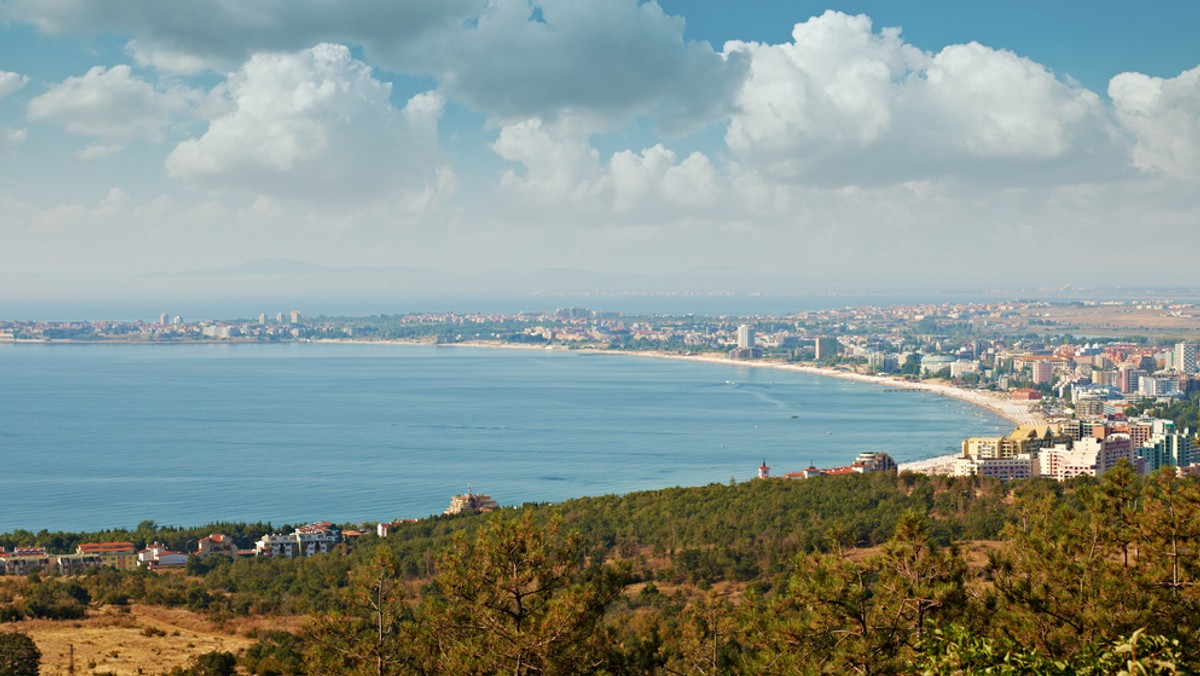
[
  {"left": 26, "top": 64, "right": 190, "bottom": 158},
  {"left": 1110, "top": 65, "right": 1200, "bottom": 179},
  {"left": 3, "top": 0, "right": 743, "bottom": 134},
  {"left": 491, "top": 119, "right": 724, "bottom": 222},
  {"left": 166, "top": 43, "right": 447, "bottom": 204},
  {"left": 438, "top": 0, "right": 746, "bottom": 133},
  {"left": 0, "top": 71, "right": 29, "bottom": 100},
  {"left": 724, "top": 11, "right": 1120, "bottom": 186}
]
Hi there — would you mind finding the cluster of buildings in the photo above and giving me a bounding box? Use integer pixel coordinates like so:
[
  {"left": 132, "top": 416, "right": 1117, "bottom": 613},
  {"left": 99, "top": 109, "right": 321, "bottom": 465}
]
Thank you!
[
  {"left": 0, "top": 533, "right": 246, "bottom": 576},
  {"left": 0, "top": 523, "right": 357, "bottom": 576},
  {"left": 756, "top": 452, "right": 898, "bottom": 480},
  {"left": 950, "top": 418, "right": 1198, "bottom": 481}
]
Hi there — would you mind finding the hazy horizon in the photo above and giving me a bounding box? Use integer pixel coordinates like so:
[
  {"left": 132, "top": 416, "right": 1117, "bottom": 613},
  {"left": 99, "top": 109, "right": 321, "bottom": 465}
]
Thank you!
[{"left": 6, "top": 257, "right": 1200, "bottom": 322}]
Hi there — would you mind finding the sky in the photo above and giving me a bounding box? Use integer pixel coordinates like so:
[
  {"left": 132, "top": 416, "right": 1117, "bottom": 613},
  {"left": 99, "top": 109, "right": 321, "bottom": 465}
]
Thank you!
[{"left": 0, "top": 0, "right": 1198, "bottom": 310}]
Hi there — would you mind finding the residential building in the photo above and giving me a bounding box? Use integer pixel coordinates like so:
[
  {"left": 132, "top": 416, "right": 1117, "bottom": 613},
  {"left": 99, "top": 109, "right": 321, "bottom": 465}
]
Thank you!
[
  {"left": 814, "top": 337, "right": 839, "bottom": 360},
  {"left": 76, "top": 541, "right": 137, "bottom": 570},
  {"left": 1038, "top": 435, "right": 1136, "bottom": 481},
  {"left": 1175, "top": 342, "right": 1198, "bottom": 374},
  {"left": 1031, "top": 360, "right": 1054, "bottom": 385},
  {"left": 950, "top": 454, "right": 1035, "bottom": 481},
  {"left": 137, "top": 543, "right": 189, "bottom": 568},
  {"left": 1140, "top": 420, "right": 1200, "bottom": 472},
  {"left": 255, "top": 523, "right": 341, "bottom": 558},
  {"left": 196, "top": 533, "right": 238, "bottom": 560},
  {"left": 1139, "top": 375, "right": 1182, "bottom": 398},
  {"left": 0, "top": 547, "right": 54, "bottom": 576},
  {"left": 737, "top": 324, "right": 755, "bottom": 349}
]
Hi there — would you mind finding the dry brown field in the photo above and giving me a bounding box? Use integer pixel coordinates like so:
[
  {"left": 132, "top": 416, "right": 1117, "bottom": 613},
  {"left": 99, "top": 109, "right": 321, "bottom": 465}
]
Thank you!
[
  {"left": 1009, "top": 305, "right": 1200, "bottom": 336},
  {"left": 15, "top": 604, "right": 304, "bottom": 675}
]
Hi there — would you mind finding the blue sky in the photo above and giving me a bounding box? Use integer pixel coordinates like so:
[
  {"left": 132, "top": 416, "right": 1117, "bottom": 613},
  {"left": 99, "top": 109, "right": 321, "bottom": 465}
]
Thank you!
[{"left": 0, "top": 0, "right": 1198, "bottom": 303}]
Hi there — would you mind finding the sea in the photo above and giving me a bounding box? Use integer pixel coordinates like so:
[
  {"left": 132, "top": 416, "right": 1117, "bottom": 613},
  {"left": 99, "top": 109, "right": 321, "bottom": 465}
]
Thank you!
[{"left": 0, "top": 342, "right": 1009, "bottom": 533}]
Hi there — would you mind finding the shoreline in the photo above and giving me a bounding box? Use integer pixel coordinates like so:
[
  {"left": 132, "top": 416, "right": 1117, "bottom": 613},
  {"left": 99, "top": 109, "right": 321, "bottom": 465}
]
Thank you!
[{"left": 318, "top": 338, "right": 1044, "bottom": 471}]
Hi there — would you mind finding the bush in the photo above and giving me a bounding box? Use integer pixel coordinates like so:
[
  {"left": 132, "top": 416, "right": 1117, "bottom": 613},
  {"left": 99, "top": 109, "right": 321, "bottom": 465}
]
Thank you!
[{"left": 0, "top": 631, "right": 41, "bottom": 676}]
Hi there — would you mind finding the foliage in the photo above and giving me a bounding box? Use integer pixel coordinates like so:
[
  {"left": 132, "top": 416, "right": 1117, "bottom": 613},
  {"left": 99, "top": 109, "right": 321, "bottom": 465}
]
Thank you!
[
  {"left": 167, "top": 650, "right": 238, "bottom": 676},
  {"left": 0, "top": 631, "right": 40, "bottom": 676},
  {"left": 304, "top": 549, "right": 416, "bottom": 675},
  {"left": 241, "top": 631, "right": 307, "bottom": 675},
  {"left": 416, "top": 513, "right": 628, "bottom": 674},
  {"left": 735, "top": 511, "right": 966, "bottom": 673}
]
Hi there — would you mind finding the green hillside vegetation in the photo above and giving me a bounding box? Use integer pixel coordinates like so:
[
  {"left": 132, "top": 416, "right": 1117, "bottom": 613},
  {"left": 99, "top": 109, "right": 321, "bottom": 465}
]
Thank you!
[{"left": 3, "top": 467, "right": 1199, "bottom": 673}]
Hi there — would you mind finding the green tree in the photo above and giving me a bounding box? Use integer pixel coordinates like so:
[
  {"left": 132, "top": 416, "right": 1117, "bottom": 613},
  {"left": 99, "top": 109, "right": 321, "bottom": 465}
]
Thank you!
[
  {"left": 306, "top": 549, "right": 415, "bottom": 675},
  {"left": 737, "top": 512, "right": 965, "bottom": 674},
  {"left": 665, "top": 591, "right": 738, "bottom": 675},
  {"left": 167, "top": 650, "right": 237, "bottom": 676},
  {"left": 420, "top": 513, "right": 628, "bottom": 674},
  {"left": 0, "top": 632, "right": 40, "bottom": 676}
]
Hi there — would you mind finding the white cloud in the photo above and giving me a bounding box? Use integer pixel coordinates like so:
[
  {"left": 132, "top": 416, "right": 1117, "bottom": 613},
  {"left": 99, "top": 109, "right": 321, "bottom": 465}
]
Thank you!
[
  {"left": 724, "top": 11, "right": 1119, "bottom": 186},
  {"left": 1110, "top": 65, "right": 1200, "bottom": 179},
  {"left": 165, "top": 43, "right": 447, "bottom": 205},
  {"left": 491, "top": 119, "right": 723, "bottom": 222},
  {"left": 26, "top": 64, "right": 190, "bottom": 157},
  {"left": 0, "top": 71, "right": 29, "bottom": 100},
  {"left": 3, "top": 0, "right": 743, "bottom": 134}
]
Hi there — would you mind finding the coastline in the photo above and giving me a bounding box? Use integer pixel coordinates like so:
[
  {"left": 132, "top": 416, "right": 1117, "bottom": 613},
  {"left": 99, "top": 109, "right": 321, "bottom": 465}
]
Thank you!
[{"left": 318, "top": 338, "right": 1044, "bottom": 471}]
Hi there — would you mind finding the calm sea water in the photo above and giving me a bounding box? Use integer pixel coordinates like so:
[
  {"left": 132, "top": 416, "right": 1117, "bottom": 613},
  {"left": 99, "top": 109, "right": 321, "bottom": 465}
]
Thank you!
[{"left": 0, "top": 343, "right": 1008, "bottom": 532}]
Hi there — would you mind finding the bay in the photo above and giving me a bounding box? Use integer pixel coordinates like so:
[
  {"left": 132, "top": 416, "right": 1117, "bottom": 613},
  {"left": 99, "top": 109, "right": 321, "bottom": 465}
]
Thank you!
[{"left": 0, "top": 343, "right": 1008, "bottom": 532}]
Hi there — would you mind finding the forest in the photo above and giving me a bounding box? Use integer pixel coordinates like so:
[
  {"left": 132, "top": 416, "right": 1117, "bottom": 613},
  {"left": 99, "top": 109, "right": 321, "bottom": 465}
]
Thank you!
[{"left": 2, "top": 466, "right": 1198, "bottom": 674}]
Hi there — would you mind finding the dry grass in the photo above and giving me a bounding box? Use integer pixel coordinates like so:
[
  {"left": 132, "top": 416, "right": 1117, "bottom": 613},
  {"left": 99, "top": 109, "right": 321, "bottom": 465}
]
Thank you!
[
  {"left": 1010, "top": 305, "right": 1200, "bottom": 335},
  {"left": 16, "top": 604, "right": 304, "bottom": 675}
]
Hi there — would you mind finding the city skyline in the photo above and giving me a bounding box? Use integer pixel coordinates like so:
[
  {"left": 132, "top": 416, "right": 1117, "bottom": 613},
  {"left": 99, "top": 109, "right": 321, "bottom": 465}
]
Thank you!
[{"left": 1, "top": 1, "right": 1198, "bottom": 310}]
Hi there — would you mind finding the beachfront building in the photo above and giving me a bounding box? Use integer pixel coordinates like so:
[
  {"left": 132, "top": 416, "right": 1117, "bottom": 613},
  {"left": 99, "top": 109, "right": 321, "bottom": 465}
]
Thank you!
[
  {"left": 854, "top": 452, "right": 898, "bottom": 473},
  {"left": 777, "top": 452, "right": 897, "bottom": 479},
  {"left": 814, "top": 337, "right": 839, "bottom": 360},
  {"left": 445, "top": 487, "right": 499, "bottom": 515},
  {"left": 950, "top": 454, "right": 1036, "bottom": 481},
  {"left": 737, "top": 324, "right": 755, "bottom": 349},
  {"left": 962, "top": 425, "right": 1065, "bottom": 460},
  {"left": 921, "top": 355, "right": 956, "bottom": 376}
]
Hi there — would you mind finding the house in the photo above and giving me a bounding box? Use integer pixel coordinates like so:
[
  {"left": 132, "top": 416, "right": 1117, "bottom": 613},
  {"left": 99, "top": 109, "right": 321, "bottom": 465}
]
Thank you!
[
  {"left": 196, "top": 533, "right": 238, "bottom": 560},
  {"left": 137, "top": 543, "right": 189, "bottom": 568}
]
